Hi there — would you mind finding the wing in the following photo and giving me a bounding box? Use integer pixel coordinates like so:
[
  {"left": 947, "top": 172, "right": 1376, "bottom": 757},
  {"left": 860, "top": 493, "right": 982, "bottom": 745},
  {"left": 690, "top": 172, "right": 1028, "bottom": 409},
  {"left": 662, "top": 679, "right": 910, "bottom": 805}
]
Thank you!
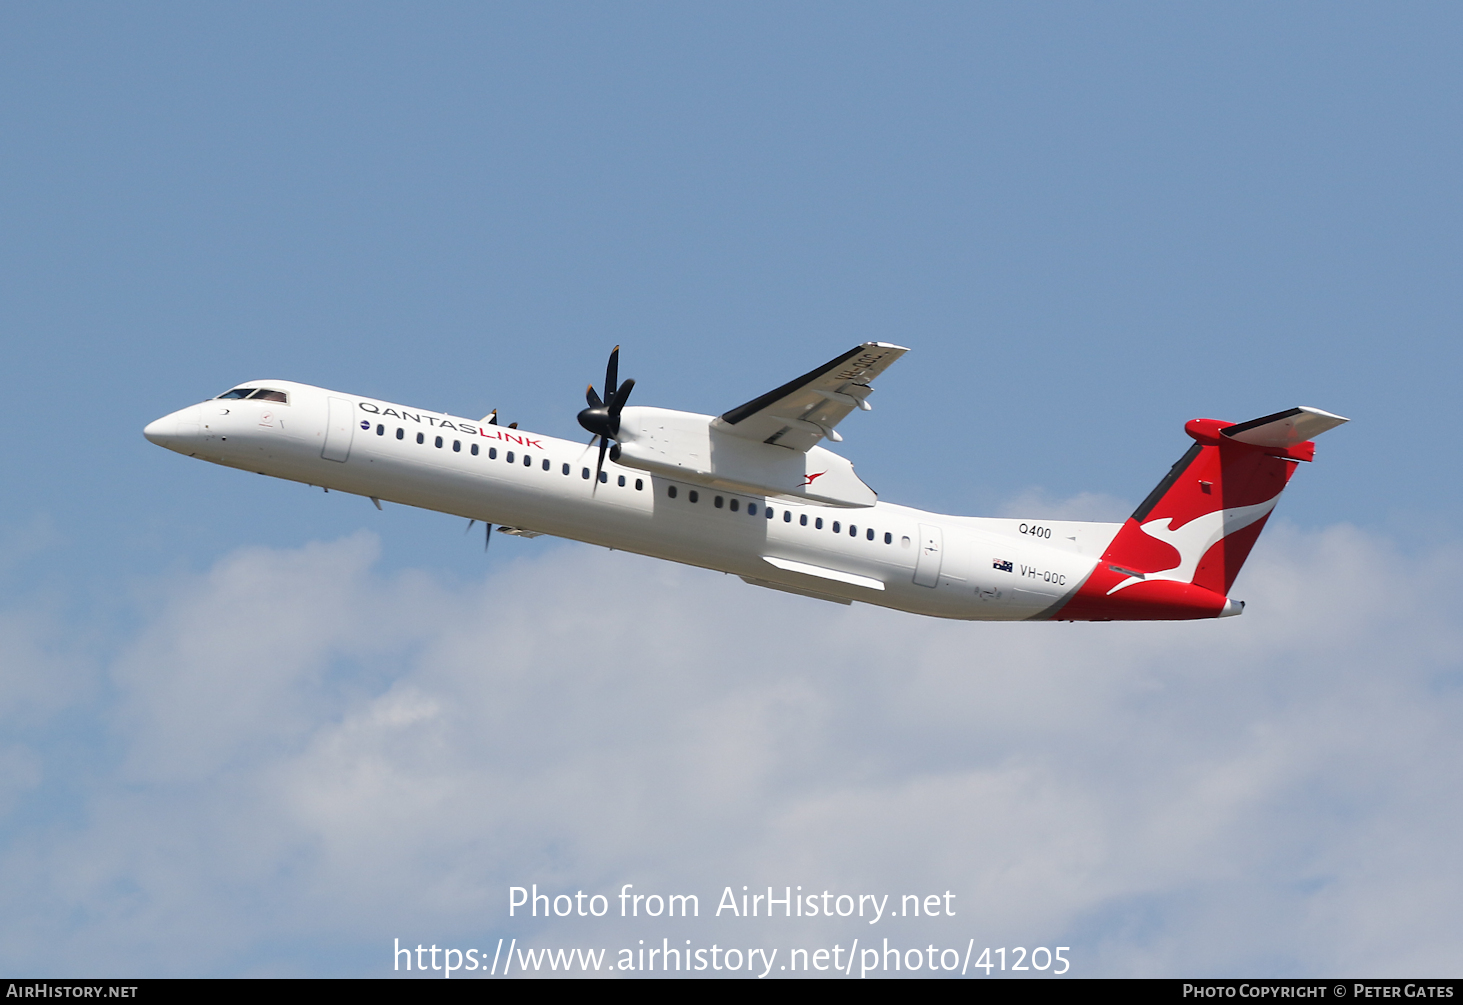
[{"left": 711, "top": 342, "right": 908, "bottom": 451}]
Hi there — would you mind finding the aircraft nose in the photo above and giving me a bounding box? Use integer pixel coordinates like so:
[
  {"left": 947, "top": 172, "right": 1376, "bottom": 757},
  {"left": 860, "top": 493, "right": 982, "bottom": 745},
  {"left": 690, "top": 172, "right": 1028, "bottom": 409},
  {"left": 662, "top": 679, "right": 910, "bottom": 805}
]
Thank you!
[
  {"left": 143, "top": 415, "right": 173, "bottom": 445},
  {"left": 144, "top": 404, "right": 202, "bottom": 451}
]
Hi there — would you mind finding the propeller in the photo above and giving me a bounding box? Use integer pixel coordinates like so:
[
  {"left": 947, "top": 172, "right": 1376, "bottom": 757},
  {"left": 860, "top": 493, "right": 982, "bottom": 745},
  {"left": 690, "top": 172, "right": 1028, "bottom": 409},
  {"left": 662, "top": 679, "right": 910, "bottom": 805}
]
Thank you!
[{"left": 577, "top": 345, "right": 635, "bottom": 486}]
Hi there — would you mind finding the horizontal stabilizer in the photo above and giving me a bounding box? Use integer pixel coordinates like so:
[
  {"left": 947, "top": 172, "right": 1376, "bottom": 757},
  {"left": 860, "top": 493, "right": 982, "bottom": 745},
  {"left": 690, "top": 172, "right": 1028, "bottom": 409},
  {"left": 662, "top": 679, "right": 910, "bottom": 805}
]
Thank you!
[{"left": 1222, "top": 406, "right": 1348, "bottom": 448}]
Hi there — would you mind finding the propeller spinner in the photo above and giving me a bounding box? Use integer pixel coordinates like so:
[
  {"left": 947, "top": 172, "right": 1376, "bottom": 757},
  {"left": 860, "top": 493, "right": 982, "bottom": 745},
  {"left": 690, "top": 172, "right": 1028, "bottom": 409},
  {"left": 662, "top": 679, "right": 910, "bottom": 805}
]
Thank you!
[{"left": 577, "top": 345, "right": 635, "bottom": 485}]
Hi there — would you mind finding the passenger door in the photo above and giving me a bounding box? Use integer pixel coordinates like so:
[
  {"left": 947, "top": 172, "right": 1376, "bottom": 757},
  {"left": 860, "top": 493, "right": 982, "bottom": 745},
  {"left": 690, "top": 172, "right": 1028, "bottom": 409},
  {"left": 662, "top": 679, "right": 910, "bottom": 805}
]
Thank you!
[
  {"left": 913, "top": 523, "right": 943, "bottom": 587},
  {"left": 322, "top": 397, "right": 356, "bottom": 462}
]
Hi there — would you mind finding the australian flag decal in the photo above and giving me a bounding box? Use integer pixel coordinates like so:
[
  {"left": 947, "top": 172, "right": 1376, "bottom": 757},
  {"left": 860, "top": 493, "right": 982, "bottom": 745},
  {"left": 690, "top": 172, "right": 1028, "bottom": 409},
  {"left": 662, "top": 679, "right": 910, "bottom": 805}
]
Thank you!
[{"left": 993, "top": 559, "right": 1013, "bottom": 573}]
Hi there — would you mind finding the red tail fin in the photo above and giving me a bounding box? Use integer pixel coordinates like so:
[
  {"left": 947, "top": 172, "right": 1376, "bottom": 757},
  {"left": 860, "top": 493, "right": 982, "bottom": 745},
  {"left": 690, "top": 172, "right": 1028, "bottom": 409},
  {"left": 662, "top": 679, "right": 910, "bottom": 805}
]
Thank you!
[{"left": 1055, "top": 407, "right": 1346, "bottom": 621}]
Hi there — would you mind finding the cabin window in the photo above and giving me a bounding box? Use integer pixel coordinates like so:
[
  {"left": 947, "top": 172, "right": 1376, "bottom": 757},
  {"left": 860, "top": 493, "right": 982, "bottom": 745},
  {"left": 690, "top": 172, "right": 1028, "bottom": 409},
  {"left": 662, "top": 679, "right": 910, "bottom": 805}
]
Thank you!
[
  {"left": 396, "top": 428, "right": 404, "bottom": 440},
  {"left": 617, "top": 475, "right": 625, "bottom": 487},
  {"left": 506, "top": 451, "right": 515, "bottom": 464},
  {"left": 832, "top": 521, "right": 841, "bottom": 533},
  {"left": 799, "top": 514, "right": 807, "bottom": 526},
  {"left": 815, "top": 517, "right": 823, "bottom": 529},
  {"left": 490, "top": 448, "right": 498, "bottom": 460},
  {"left": 416, "top": 432, "right": 425, "bottom": 444},
  {"left": 562, "top": 463, "right": 570, "bottom": 475},
  {"left": 523, "top": 454, "right": 531, "bottom": 467},
  {"left": 668, "top": 485, "right": 677, "bottom": 498},
  {"left": 582, "top": 467, "right": 590, "bottom": 479},
  {"left": 714, "top": 496, "right": 724, "bottom": 509},
  {"left": 866, "top": 528, "right": 875, "bottom": 541},
  {"left": 453, "top": 440, "right": 461, "bottom": 452},
  {"left": 471, "top": 443, "right": 479, "bottom": 456},
  {"left": 884, "top": 532, "right": 892, "bottom": 544},
  {"left": 849, "top": 525, "right": 857, "bottom": 537},
  {"left": 766, "top": 507, "right": 775, "bottom": 520},
  {"left": 435, "top": 436, "right": 444, "bottom": 448},
  {"left": 542, "top": 459, "right": 550, "bottom": 471},
  {"left": 729, "top": 499, "right": 739, "bottom": 512},
  {"left": 635, "top": 478, "right": 643, "bottom": 491},
  {"left": 599, "top": 471, "right": 608, "bottom": 483},
  {"left": 747, "top": 503, "right": 757, "bottom": 516},
  {"left": 688, "top": 490, "right": 698, "bottom": 503},
  {"left": 216, "top": 388, "right": 256, "bottom": 400},
  {"left": 376, "top": 424, "right": 384, "bottom": 436},
  {"left": 249, "top": 389, "right": 289, "bottom": 403}
]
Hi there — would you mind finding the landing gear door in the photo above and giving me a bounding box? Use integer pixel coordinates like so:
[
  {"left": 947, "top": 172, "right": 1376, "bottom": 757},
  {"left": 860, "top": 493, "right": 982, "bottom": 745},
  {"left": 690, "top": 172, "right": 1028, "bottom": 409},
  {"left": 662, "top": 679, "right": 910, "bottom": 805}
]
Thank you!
[
  {"left": 322, "top": 397, "right": 356, "bottom": 462},
  {"left": 913, "top": 523, "right": 943, "bottom": 587}
]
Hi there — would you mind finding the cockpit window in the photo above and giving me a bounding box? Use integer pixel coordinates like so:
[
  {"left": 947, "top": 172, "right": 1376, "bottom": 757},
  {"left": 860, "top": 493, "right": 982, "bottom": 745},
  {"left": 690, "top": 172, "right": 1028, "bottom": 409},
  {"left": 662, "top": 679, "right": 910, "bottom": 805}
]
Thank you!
[{"left": 215, "top": 387, "right": 289, "bottom": 403}]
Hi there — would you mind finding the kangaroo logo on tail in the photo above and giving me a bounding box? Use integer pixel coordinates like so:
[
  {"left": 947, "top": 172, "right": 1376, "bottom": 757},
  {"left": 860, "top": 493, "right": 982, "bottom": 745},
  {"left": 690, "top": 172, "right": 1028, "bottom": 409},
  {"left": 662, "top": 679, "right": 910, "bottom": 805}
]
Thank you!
[{"left": 1106, "top": 496, "right": 1280, "bottom": 595}]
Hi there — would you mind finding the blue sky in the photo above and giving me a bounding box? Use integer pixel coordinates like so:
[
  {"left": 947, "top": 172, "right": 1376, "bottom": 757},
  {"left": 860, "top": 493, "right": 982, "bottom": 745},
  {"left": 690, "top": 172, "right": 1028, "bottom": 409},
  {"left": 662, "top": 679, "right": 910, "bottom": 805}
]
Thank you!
[{"left": 1, "top": 3, "right": 1460, "bottom": 977}]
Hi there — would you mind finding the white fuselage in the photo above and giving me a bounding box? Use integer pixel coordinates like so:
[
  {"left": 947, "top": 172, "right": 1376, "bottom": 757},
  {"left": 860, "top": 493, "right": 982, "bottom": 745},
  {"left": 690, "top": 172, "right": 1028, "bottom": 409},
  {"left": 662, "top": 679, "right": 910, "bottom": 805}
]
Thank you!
[{"left": 145, "top": 380, "right": 1120, "bottom": 620}]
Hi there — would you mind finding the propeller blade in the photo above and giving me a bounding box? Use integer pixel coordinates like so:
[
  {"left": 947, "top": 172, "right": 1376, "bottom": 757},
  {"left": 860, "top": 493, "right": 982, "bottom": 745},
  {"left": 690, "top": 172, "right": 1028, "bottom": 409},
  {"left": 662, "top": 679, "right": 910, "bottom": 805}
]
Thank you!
[
  {"left": 608, "top": 377, "right": 635, "bottom": 415},
  {"left": 465, "top": 519, "right": 476, "bottom": 535},
  {"left": 594, "top": 436, "right": 609, "bottom": 490},
  {"left": 485, "top": 523, "right": 491, "bottom": 552},
  {"left": 604, "top": 345, "right": 620, "bottom": 405},
  {"left": 487, "top": 410, "right": 498, "bottom": 426},
  {"left": 585, "top": 384, "right": 603, "bottom": 409}
]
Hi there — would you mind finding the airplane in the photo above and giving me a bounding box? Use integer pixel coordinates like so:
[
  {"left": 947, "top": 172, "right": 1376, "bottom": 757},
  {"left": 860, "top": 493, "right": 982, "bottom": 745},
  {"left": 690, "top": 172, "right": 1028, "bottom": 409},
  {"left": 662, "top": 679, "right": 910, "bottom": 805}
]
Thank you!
[{"left": 143, "top": 343, "right": 1347, "bottom": 621}]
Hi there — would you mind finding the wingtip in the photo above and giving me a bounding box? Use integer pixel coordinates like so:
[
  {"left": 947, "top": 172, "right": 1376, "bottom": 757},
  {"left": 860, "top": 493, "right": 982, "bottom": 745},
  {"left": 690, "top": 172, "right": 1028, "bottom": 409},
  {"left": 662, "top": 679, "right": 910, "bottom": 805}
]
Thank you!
[{"left": 1299, "top": 406, "right": 1349, "bottom": 424}]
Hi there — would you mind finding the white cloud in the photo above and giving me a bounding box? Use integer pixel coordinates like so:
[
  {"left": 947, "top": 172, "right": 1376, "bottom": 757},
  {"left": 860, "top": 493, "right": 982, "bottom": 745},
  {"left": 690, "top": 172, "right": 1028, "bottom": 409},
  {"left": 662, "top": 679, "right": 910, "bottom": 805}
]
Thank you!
[{"left": 0, "top": 523, "right": 1459, "bottom": 976}]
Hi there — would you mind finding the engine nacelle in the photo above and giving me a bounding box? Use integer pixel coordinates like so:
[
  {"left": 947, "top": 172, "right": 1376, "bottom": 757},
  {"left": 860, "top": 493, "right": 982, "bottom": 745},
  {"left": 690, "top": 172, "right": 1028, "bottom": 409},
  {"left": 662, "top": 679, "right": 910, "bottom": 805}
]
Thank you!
[{"left": 613, "top": 406, "right": 876, "bottom": 507}]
